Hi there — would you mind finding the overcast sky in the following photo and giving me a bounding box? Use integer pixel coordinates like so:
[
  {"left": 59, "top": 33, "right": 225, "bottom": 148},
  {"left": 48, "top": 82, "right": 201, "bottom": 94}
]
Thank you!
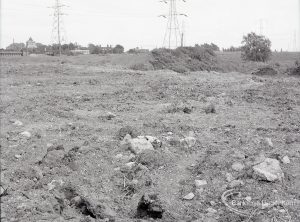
[{"left": 1, "top": 0, "right": 300, "bottom": 51}]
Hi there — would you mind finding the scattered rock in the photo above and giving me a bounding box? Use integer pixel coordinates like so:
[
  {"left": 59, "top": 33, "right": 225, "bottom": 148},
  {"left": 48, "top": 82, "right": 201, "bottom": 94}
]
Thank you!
[
  {"left": 122, "top": 135, "right": 154, "bottom": 154},
  {"left": 106, "top": 112, "right": 116, "bottom": 120},
  {"left": 117, "top": 126, "right": 139, "bottom": 140},
  {"left": 253, "top": 158, "right": 284, "bottom": 182},
  {"left": 180, "top": 132, "right": 196, "bottom": 148},
  {"left": 20, "top": 131, "right": 31, "bottom": 138},
  {"left": 206, "top": 207, "right": 217, "bottom": 214},
  {"left": 229, "top": 180, "right": 244, "bottom": 188},
  {"left": 231, "top": 162, "right": 245, "bottom": 172},
  {"left": 13, "top": 120, "right": 23, "bottom": 126},
  {"left": 115, "top": 154, "right": 123, "bottom": 159},
  {"left": 204, "top": 104, "right": 216, "bottom": 114},
  {"left": 262, "top": 137, "right": 274, "bottom": 148},
  {"left": 136, "top": 150, "right": 164, "bottom": 169},
  {"left": 282, "top": 156, "right": 290, "bottom": 164},
  {"left": 195, "top": 180, "right": 207, "bottom": 187},
  {"left": 48, "top": 179, "right": 64, "bottom": 191},
  {"left": 183, "top": 107, "right": 192, "bottom": 114},
  {"left": 245, "top": 196, "right": 252, "bottom": 202},
  {"left": 143, "top": 136, "right": 162, "bottom": 149},
  {"left": 14, "top": 154, "right": 22, "bottom": 159},
  {"left": 0, "top": 185, "right": 8, "bottom": 197},
  {"left": 136, "top": 193, "right": 164, "bottom": 219},
  {"left": 225, "top": 173, "right": 234, "bottom": 182},
  {"left": 124, "top": 162, "right": 136, "bottom": 170},
  {"left": 183, "top": 192, "right": 195, "bottom": 200}
]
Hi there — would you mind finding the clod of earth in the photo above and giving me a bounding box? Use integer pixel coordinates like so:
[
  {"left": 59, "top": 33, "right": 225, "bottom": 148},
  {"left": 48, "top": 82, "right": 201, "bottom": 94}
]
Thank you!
[
  {"left": 183, "top": 107, "right": 192, "bottom": 114},
  {"left": 136, "top": 193, "right": 164, "bottom": 219},
  {"left": 204, "top": 104, "right": 216, "bottom": 114},
  {"left": 253, "top": 158, "right": 284, "bottom": 182}
]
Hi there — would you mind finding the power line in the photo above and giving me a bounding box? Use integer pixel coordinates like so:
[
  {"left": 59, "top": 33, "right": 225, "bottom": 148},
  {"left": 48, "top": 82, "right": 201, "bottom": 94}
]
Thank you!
[
  {"left": 49, "top": 0, "right": 68, "bottom": 56},
  {"left": 159, "top": 0, "right": 187, "bottom": 49}
]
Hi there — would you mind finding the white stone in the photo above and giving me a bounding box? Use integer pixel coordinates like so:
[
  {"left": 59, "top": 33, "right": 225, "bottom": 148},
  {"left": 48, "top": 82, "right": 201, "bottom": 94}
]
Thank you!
[
  {"left": 183, "top": 192, "right": 195, "bottom": 200},
  {"left": 265, "top": 138, "right": 274, "bottom": 147},
  {"left": 13, "top": 120, "right": 23, "bottom": 126},
  {"left": 14, "top": 154, "right": 22, "bottom": 159},
  {"left": 115, "top": 154, "right": 123, "bottom": 159},
  {"left": 195, "top": 180, "right": 207, "bottom": 187},
  {"left": 245, "top": 196, "right": 252, "bottom": 202},
  {"left": 20, "top": 131, "right": 31, "bottom": 138},
  {"left": 282, "top": 156, "right": 290, "bottom": 164},
  {"left": 253, "top": 158, "right": 284, "bottom": 182},
  {"left": 128, "top": 137, "right": 154, "bottom": 154},
  {"left": 206, "top": 208, "right": 217, "bottom": 214},
  {"left": 125, "top": 162, "right": 136, "bottom": 170},
  {"left": 180, "top": 136, "right": 196, "bottom": 148},
  {"left": 231, "top": 162, "right": 245, "bottom": 172},
  {"left": 225, "top": 173, "right": 234, "bottom": 182}
]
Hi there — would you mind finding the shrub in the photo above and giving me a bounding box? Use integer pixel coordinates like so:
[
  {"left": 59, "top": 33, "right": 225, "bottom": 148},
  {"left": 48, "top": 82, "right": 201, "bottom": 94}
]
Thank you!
[{"left": 241, "top": 32, "right": 272, "bottom": 62}]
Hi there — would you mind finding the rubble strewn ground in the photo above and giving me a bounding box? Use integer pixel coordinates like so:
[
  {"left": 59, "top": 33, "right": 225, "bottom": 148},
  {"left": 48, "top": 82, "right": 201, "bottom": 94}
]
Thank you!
[{"left": 1, "top": 52, "right": 300, "bottom": 221}]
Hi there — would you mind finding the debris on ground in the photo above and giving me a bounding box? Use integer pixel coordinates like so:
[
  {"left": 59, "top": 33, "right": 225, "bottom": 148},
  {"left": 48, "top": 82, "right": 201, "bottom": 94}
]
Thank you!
[
  {"left": 20, "top": 131, "right": 31, "bottom": 138},
  {"left": 253, "top": 158, "right": 284, "bottom": 182},
  {"left": 121, "top": 135, "right": 157, "bottom": 154},
  {"left": 183, "top": 192, "right": 195, "bottom": 200},
  {"left": 12, "top": 120, "right": 23, "bottom": 126},
  {"left": 136, "top": 193, "right": 164, "bottom": 219},
  {"left": 204, "top": 103, "right": 216, "bottom": 114},
  {"left": 282, "top": 156, "right": 290, "bottom": 164}
]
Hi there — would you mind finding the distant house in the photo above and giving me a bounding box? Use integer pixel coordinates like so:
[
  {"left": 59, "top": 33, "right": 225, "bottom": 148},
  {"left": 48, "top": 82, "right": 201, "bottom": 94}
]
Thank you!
[
  {"left": 26, "top": 37, "right": 37, "bottom": 49},
  {"left": 70, "top": 49, "right": 90, "bottom": 55},
  {"left": 99, "top": 45, "right": 113, "bottom": 54},
  {"left": 128, "top": 47, "right": 149, "bottom": 54}
]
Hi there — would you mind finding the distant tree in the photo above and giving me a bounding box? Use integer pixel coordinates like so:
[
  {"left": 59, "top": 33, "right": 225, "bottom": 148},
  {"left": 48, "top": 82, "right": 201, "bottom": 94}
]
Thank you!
[
  {"left": 6, "top": 43, "right": 25, "bottom": 51},
  {"left": 113, "top": 44, "right": 124, "bottom": 54},
  {"left": 195, "top": 43, "right": 220, "bottom": 51},
  {"left": 35, "top": 43, "right": 47, "bottom": 53},
  {"left": 88, "top": 44, "right": 100, "bottom": 54},
  {"left": 241, "top": 32, "right": 272, "bottom": 62}
]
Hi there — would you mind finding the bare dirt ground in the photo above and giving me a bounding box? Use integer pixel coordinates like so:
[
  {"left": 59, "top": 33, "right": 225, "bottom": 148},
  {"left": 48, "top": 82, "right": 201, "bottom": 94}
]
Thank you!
[{"left": 1, "top": 53, "right": 300, "bottom": 222}]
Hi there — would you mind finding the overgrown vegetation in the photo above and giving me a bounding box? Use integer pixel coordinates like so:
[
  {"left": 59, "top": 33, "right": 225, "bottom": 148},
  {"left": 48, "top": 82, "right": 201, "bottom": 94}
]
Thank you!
[
  {"left": 241, "top": 32, "right": 272, "bottom": 62},
  {"left": 150, "top": 45, "right": 218, "bottom": 73}
]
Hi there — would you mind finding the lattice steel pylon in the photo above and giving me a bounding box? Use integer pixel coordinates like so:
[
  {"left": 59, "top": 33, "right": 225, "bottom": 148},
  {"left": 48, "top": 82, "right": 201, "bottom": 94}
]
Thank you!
[
  {"left": 159, "top": 0, "right": 187, "bottom": 49},
  {"left": 50, "top": 0, "right": 68, "bottom": 56}
]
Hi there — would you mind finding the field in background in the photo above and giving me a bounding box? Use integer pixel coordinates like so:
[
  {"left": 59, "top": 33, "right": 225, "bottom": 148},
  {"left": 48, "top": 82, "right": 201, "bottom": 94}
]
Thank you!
[{"left": 1, "top": 53, "right": 300, "bottom": 222}]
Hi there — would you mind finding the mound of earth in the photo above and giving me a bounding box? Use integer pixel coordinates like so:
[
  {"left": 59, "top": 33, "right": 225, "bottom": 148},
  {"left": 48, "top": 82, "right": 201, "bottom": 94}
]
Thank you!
[
  {"left": 150, "top": 46, "right": 218, "bottom": 73},
  {"left": 252, "top": 66, "right": 277, "bottom": 76}
]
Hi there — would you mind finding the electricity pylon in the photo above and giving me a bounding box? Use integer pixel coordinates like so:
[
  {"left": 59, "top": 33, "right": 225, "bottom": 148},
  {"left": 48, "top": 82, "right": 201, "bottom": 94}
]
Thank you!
[
  {"left": 50, "top": 0, "right": 67, "bottom": 56},
  {"left": 159, "top": 0, "right": 187, "bottom": 49}
]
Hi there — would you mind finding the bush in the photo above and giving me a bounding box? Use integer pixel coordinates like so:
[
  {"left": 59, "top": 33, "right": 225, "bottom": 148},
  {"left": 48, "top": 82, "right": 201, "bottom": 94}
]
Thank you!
[{"left": 241, "top": 32, "right": 272, "bottom": 62}]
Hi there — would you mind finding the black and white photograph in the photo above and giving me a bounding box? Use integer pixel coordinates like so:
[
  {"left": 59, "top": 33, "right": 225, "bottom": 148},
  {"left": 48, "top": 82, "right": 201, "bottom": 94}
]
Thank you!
[{"left": 0, "top": 0, "right": 300, "bottom": 221}]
